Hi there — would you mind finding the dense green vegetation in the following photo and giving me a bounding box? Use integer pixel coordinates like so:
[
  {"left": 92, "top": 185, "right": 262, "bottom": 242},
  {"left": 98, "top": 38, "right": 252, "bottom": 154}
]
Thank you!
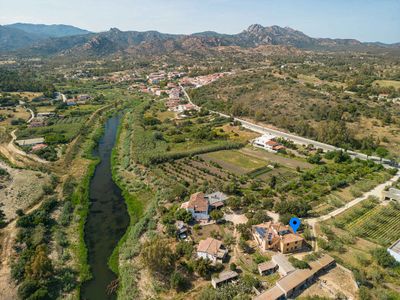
[
  {"left": 0, "top": 68, "right": 55, "bottom": 95},
  {"left": 128, "top": 101, "right": 244, "bottom": 166}
]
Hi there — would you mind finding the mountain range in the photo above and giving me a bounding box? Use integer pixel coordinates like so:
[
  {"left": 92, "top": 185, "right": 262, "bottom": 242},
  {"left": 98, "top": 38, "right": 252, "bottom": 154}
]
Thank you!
[
  {"left": 0, "top": 22, "right": 399, "bottom": 56},
  {"left": 0, "top": 23, "right": 91, "bottom": 51}
]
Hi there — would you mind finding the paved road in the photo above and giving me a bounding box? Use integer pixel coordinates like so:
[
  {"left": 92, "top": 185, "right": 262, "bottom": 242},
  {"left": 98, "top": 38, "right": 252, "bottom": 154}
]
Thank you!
[
  {"left": 26, "top": 108, "right": 34, "bottom": 123},
  {"left": 179, "top": 84, "right": 395, "bottom": 168}
]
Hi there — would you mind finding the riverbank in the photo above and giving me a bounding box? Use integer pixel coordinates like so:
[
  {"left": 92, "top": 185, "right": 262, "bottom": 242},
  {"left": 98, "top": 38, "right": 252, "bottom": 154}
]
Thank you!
[{"left": 107, "top": 99, "right": 159, "bottom": 299}]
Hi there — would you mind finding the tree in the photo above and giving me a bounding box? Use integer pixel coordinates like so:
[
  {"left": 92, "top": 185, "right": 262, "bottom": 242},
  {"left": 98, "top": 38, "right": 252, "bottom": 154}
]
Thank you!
[
  {"left": 227, "top": 197, "right": 241, "bottom": 210},
  {"left": 0, "top": 203, "right": 6, "bottom": 228},
  {"left": 26, "top": 245, "right": 53, "bottom": 280},
  {"left": 230, "top": 263, "right": 237, "bottom": 271},
  {"left": 371, "top": 248, "right": 398, "bottom": 268},
  {"left": 289, "top": 256, "right": 310, "bottom": 269},
  {"left": 307, "top": 154, "right": 322, "bottom": 164},
  {"left": 141, "top": 238, "right": 175, "bottom": 277},
  {"left": 376, "top": 147, "right": 389, "bottom": 161},
  {"left": 269, "top": 176, "right": 277, "bottom": 189},
  {"left": 210, "top": 210, "right": 223, "bottom": 221},
  {"left": 175, "top": 209, "right": 192, "bottom": 223},
  {"left": 194, "top": 258, "right": 212, "bottom": 279},
  {"left": 170, "top": 271, "right": 190, "bottom": 292}
]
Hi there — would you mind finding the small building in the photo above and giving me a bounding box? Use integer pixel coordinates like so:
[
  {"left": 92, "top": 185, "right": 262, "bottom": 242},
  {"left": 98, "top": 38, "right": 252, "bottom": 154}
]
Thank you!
[
  {"left": 197, "top": 237, "right": 227, "bottom": 264},
  {"left": 37, "top": 112, "right": 56, "bottom": 118},
  {"left": 29, "top": 118, "right": 46, "bottom": 128},
  {"left": 205, "top": 192, "right": 228, "bottom": 209},
  {"left": 253, "top": 134, "right": 285, "bottom": 152},
  {"left": 175, "top": 221, "right": 188, "bottom": 240},
  {"left": 272, "top": 253, "right": 296, "bottom": 277},
  {"left": 31, "top": 143, "right": 47, "bottom": 152},
  {"left": 383, "top": 188, "right": 400, "bottom": 202},
  {"left": 76, "top": 94, "right": 91, "bottom": 101},
  {"left": 16, "top": 138, "right": 45, "bottom": 147},
  {"left": 258, "top": 261, "right": 278, "bottom": 275},
  {"left": 66, "top": 100, "right": 77, "bottom": 106},
  {"left": 388, "top": 239, "right": 400, "bottom": 262},
  {"left": 181, "top": 192, "right": 209, "bottom": 221},
  {"left": 211, "top": 271, "right": 238, "bottom": 288}
]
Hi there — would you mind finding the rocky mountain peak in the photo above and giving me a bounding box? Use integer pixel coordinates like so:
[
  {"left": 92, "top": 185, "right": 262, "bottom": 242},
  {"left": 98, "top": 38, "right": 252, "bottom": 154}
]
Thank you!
[{"left": 246, "top": 24, "right": 265, "bottom": 34}]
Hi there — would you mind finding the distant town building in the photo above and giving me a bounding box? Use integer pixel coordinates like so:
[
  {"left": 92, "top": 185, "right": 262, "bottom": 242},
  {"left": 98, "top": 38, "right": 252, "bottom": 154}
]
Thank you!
[
  {"left": 196, "top": 237, "right": 227, "bottom": 264},
  {"left": 253, "top": 222, "right": 304, "bottom": 254},
  {"left": 16, "top": 138, "right": 45, "bottom": 147},
  {"left": 29, "top": 118, "right": 46, "bottom": 128},
  {"left": 37, "top": 112, "right": 56, "bottom": 118},
  {"left": 31, "top": 143, "right": 48, "bottom": 152}
]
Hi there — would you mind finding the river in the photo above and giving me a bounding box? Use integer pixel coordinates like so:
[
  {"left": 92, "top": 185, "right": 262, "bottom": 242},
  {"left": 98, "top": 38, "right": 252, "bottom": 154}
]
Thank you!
[{"left": 81, "top": 115, "right": 129, "bottom": 300}]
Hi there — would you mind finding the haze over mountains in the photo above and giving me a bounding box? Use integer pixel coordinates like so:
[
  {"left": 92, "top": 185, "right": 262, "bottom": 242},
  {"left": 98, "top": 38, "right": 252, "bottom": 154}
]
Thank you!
[{"left": 0, "top": 22, "right": 399, "bottom": 56}]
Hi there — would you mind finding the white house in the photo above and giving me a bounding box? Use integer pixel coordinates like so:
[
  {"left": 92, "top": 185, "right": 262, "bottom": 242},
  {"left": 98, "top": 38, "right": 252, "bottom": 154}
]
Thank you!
[
  {"left": 197, "top": 237, "right": 227, "bottom": 263},
  {"left": 181, "top": 192, "right": 209, "bottom": 220},
  {"left": 253, "top": 134, "right": 285, "bottom": 152}
]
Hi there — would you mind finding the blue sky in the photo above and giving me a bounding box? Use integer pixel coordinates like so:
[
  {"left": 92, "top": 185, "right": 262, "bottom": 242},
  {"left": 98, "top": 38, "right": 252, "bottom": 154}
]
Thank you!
[{"left": 0, "top": 0, "right": 399, "bottom": 43}]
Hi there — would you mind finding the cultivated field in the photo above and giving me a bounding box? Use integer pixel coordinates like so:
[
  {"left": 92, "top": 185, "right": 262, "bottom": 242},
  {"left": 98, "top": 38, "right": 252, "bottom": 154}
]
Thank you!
[{"left": 345, "top": 202, "right": 400, "bottom": 246}]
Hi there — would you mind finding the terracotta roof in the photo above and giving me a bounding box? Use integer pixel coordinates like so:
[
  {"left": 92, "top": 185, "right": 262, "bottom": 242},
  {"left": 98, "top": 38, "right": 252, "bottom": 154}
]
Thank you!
[
  {"left": 276, "top": 269, "right": 313, "bottom": 293},
  {"left": 281, "top": 233, "right": 304, "bottom": 244},
  {"left": 197, "top": 238, "right": 223, "bottom": 256},
  {"left": 255, "top": 286, "right": 285, "bottom": 300},
  {"left": 188, "top": 192, "right": 208, "bottom": 212},
  {"left": 309, "top": 254, "right": 335, "bottom": 274},
  {"left": 273, "top": 145, "right": 285, "bottom": 150},
  {"left": 266, "top": 140, "right": 279, "bottom": 146}
]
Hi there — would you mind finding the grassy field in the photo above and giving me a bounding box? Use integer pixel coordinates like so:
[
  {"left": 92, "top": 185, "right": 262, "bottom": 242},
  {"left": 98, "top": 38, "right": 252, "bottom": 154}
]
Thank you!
[
  {"left": 201, "top": 149, "right": 267, "bottom": 174},
  {"left": 240, "top": 146, "right": 312, "bottom": 170},
  {"left": 36, "top": 106, "right": 56, "bottom": 112},
  {"left": 0, "top": 107, "right": 30, "bottom": 126},
  {"left": 156, "top": 110, "right": 176, "bottom": 121},
  {"left": 373, "top": 79, "right": 400, "bottom": 89}
]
